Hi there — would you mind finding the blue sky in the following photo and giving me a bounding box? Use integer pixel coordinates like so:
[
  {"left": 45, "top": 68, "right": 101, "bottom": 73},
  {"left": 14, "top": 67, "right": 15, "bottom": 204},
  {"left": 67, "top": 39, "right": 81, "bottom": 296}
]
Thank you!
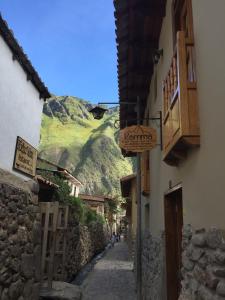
[{"left": 0, "top": 0, "right": 118, "bottom": 103}]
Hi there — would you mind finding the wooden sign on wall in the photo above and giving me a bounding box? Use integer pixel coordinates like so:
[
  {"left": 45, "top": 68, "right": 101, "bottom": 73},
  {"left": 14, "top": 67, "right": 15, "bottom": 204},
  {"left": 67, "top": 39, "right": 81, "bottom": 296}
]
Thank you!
[
  {"left": 119, "top": 125, "right": 157, "bottom": 153},
  {"left": 13, "top": 136, "right": 37, "bottom": 177}
]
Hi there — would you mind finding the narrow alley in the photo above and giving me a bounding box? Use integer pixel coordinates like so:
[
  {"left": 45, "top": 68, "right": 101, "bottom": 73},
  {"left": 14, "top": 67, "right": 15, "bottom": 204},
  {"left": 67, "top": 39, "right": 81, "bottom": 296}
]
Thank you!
[{"left": 82, "top": 240, "right": 136, "bottom": 300}]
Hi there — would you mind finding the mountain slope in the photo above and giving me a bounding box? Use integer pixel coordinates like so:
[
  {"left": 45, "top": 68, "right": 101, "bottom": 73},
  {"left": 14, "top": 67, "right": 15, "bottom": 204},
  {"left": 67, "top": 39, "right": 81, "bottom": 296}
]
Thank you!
[{"left": 39, "top": 96, "right": 134, "bottom": 196}]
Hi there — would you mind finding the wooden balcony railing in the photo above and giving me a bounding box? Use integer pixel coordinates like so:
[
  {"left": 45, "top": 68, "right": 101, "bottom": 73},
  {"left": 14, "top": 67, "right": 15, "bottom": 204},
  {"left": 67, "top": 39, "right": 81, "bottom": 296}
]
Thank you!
[{"left": 162, "top": 31, "right": 200, "bottom": 165}]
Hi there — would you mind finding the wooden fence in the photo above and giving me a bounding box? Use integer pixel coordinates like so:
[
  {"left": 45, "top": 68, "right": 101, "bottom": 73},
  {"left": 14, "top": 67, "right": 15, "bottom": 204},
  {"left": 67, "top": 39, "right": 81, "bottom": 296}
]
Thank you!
[{"left": 40, "top": 202, "right": 69, "bottom": 288}]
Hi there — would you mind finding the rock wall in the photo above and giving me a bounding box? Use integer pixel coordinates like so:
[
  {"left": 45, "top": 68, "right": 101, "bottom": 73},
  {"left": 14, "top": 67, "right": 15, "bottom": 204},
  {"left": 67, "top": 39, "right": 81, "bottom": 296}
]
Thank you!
[
  {"left": 141, "top": 231, "right": 166, "bottom": 300},
  {"left": 180, "top": 225, "right": 225, "bottom": 300},
  {"left": 53, "top": 207, "right": 107, "bottom": 281},
  {"left": 0, "top": 169, "right": 41, "bottom": 300}
]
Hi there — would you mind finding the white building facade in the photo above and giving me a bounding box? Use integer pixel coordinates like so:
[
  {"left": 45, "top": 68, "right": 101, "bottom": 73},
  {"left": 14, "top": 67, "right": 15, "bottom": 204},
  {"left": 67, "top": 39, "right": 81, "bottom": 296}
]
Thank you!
[{"left": 0, "top": 15, "right": 50, "bottom": 178}]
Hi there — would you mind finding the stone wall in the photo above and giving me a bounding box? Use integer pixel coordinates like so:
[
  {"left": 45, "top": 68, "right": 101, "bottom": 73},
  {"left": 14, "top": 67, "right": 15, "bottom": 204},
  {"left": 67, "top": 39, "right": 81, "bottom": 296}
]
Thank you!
[
  {"left": 141, "top": 231, "right": 166, "bottom": 300},
  {"left": 65, "top": 223, "right": 107, "bottom": 281},
  {"left": 53, "top": 207, "right": 108, "bottom": 281},
  {"left": 180, "top": 225, "right": 225, "bottom": 300},
  {"left": 0, "top": 169, "right": 41, "bottom": 300}
]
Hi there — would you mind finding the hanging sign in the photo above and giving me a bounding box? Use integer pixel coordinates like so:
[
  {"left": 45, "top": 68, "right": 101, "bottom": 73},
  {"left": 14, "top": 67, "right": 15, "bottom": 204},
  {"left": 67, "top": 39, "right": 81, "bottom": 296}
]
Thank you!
[
  {"left": 13, "top": 136, "right": 37, "bottom": 177},
  {"left": 119, "top": 125, "right": 157, "bottom": 152}
]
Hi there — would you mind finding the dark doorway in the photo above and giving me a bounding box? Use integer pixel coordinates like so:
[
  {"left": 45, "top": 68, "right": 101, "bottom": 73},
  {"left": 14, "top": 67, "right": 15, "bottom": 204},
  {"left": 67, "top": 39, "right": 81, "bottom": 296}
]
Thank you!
[{"left": 164, "top": 185, "right": 183, "bottom": 300}]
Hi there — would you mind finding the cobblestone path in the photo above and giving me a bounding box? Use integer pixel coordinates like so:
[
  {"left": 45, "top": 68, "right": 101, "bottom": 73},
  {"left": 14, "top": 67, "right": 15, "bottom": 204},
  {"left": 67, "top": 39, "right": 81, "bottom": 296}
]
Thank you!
[{"left": 82, "top": 240, "right": 136, "bottom": 300}]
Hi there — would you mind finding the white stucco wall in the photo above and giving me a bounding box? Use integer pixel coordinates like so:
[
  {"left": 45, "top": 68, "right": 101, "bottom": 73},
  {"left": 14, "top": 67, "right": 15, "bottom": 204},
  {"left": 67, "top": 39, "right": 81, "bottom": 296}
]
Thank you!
[
  {"left": 146, "top": 0, "right": 225, "bottom": 236},
  {"left": 0, "top": 35, "right": 44, "bottom": 179}
]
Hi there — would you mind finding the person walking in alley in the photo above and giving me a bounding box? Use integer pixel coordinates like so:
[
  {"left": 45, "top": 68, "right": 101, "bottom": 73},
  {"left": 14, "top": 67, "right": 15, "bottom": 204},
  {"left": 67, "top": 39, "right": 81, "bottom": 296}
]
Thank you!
[{"left": 111, "top": 232, "right": 116, "bottom": 247}]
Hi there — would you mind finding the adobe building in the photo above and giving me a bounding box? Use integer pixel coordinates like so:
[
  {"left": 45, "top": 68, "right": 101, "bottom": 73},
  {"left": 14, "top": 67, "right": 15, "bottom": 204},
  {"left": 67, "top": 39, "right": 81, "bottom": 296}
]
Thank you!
[
  {"left": 0, "top": 14, "right": 50, "bottom": 300},
  {"left": 79, "top": 194, "right": 106, "bottom": 217},
  {"left": 115, "top": 0, "right": 225, "bottom": 299},
  {"left": 37, "top": 157, "right": 83, "bottom": 198},
  {"left": 0, "top": 14, "right": 50, "bottom": 179}
]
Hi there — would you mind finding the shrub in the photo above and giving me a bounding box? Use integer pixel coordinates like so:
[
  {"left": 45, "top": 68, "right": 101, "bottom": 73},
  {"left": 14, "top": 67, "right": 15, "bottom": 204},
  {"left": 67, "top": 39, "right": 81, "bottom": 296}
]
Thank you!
[{"left": 38, "top": 170, "right": 106, "bottom": 225}]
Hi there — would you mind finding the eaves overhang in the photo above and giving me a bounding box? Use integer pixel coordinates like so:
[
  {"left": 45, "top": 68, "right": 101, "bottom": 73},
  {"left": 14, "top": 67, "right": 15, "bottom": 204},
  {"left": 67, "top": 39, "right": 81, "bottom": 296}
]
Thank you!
[
  {"left": 0, "top": 13, "right": 51, "bottom": 99},
  {"left": 114, "top": 0, "right": 166, "bottom": 137}
]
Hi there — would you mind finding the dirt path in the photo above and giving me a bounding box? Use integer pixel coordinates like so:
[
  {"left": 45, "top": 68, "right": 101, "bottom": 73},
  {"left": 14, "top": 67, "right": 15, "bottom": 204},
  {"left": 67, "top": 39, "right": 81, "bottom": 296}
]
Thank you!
[{"left": 81, "top": 240, "right": 136, "bottom": 300}]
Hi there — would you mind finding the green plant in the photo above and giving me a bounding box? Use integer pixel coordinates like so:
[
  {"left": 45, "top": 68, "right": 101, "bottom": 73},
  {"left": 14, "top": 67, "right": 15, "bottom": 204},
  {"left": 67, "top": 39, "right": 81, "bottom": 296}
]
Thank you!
[
  {"left": 38, "top": 170, "right": 72, "bottom": 204},
  {"left": 39, "top": 95, "right": 134, "bottom": 197},
  {"left": 38, "top": 170, "right": 106, "bottom": 225},
  {"left": 70, "top": 196, "right": 86, "bottom": 222}
]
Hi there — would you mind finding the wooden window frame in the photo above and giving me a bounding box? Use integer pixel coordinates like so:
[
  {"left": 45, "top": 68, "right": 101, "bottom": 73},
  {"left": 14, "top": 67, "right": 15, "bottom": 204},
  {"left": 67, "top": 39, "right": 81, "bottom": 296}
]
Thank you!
[
  {"left": 162, "top": 0, "right": 199, "bottom": 165},
  {"left": 172, "top": 0, "right": 194, "bottom": 47}
]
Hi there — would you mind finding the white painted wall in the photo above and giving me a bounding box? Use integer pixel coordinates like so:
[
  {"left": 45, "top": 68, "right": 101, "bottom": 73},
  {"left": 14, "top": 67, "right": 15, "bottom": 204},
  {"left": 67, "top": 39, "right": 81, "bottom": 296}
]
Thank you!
[
  {"left": 146, "top": 0, "right": 225, "bottom": 236},
  {"left": 0, "top": 35, "right": 44, "bottom": 179},
  {"left": 69, "top": 183, "right": 80, "bottom": 197}
]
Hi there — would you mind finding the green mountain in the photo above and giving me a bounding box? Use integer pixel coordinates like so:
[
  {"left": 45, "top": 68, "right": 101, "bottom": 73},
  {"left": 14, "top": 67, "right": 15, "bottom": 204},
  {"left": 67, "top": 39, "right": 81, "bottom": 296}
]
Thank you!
[{"left": 39, "top": 96, "right": 135, "bottom": 196}]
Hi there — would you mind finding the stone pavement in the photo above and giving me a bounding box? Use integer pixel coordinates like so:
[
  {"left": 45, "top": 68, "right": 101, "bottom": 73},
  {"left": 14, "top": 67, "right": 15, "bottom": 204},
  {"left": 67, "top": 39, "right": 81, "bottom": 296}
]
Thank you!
[{"left": 81, "top": 240, "right": 137, "bottom": 300}]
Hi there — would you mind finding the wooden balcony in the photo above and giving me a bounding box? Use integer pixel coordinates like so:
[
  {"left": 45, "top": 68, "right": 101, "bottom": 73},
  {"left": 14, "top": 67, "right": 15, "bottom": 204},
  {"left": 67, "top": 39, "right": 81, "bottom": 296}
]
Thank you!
[{"left": 162, "top": 31, "right": 200, "bottom": 166}]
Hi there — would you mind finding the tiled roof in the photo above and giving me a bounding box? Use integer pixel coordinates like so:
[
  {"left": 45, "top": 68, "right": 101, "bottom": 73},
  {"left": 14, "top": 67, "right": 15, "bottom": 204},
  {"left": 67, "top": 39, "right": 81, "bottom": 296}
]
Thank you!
[{"left": 114, "top": 0, "right": 166, "bottom": 128}]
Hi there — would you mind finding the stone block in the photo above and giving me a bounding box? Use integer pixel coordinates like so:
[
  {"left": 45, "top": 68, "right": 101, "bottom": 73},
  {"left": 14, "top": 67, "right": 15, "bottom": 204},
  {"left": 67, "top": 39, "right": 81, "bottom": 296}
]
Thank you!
[
  {"left": 8, "top": 233, "right": 19, "bottom": 244},
  {"left": 9, "top": 245, "right": 22, "bottom": 257},
  {"left": 198, "top": 255, "right": 207, "bottom": 269},
  {"left": 9, "top": 194, "right": 21, "bottom": 203},
  {"left": 17, "top": 215, "right": 26, "bottom": 226},
  {"left": 205, "top": 250, "right": 216, "bottom": 264},
  {"left": 0, "top": 267, "right": 11, "bottom": 284},
  {"left": 12, "top": 273, "right": 20, "bottom": 282},
  {"left": 10, "top": 258, "right": 21, "bottom": 272},
  {"left": 24, "top": 242, "right": 33, "bottom": 254},
  {"left": 183, "top": 224, "right": 193, "bottom": 239},
  {"left": 216, "top": 280, "right": 225, "bottom": 296},
  {"left": 205, "top": 267, "right": 219, "bottom": 289},
  {"left": 23, "top": 279, "right": 33, "bottom": 299},
  {"left": 21, "top": 254, "right": 34, "bottom": 279},
  {"left": 189, "top": 247, "right": 205, "bottom": 262},
  {"left": 7, "top": 221, "right": 18, "bottom": 234},
  {"left": 183, "top": 256, "right": 195, "bottom": 271},
  {"left": 197, "top": 285, "right": 216, "bottom": 300},
  {"left": 215, "top": 250, "right": 225, "bottom": 265},
  {"left": 0, "top": 241, "right": 7, "bottom": 251},
  {"left": 183, "top": 277, "right": 199, "bottom": 298},
  {"left": 191, "top": 233, "right": 206, "bottom": 247},
  {"left": 206, "top": 228, "right": 223, "bottom": 249},
  {"left": 9, "top": 279, "right": 24, "bottom": 300},
  {"left": 193, "top": 265, "right": 206, "bottom": 284},
  {"left": 0, "top": 229, "right": 7, "bottom": 240},
  {"left": 1, "top": 288, "right": 9, "bottom": 300},
  {"left": 214, "top": 295, "right": 225, "bottom": 300},
  {"left": 8, "top": 201, "right": 17, "bottom": 213},
  {"left": 213, "top": 267, "right": 225, "bottom": 278}
]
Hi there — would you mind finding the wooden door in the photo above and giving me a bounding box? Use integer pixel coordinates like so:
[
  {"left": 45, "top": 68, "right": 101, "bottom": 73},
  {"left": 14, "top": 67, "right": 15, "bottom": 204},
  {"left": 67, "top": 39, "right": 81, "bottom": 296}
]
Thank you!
[{"left": 164, "top": 186, "right": 183, "bottom": 300}]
